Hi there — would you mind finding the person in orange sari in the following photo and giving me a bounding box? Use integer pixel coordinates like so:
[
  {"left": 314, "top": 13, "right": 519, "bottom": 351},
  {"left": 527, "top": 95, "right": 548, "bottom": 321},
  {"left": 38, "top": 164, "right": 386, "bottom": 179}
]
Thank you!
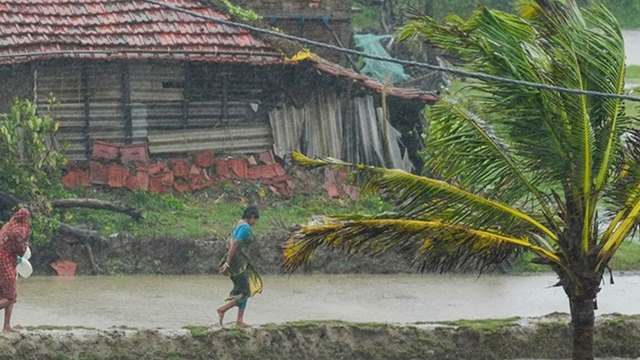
[{"left": 0, "top": 208, "right": 31, "bottom": 332}]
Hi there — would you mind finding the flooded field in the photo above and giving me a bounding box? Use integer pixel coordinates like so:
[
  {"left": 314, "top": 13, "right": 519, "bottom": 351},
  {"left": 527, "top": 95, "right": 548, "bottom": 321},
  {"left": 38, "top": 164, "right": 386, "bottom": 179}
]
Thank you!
[{"left": 13, "top": 273, "right": 640, "bottom": 329}]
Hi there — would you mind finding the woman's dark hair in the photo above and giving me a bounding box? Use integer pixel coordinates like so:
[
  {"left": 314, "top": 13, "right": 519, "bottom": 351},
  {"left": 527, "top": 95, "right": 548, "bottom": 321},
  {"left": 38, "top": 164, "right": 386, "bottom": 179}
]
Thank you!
[{"left": 242, "top": 206, "right": 260, "bottom": 220}]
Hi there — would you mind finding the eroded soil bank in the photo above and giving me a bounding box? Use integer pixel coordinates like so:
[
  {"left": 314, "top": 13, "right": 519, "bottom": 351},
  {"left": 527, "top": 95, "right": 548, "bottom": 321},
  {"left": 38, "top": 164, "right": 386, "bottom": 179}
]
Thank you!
[{"left": 1, "top": 314, "right": 639, "bottom": 360}]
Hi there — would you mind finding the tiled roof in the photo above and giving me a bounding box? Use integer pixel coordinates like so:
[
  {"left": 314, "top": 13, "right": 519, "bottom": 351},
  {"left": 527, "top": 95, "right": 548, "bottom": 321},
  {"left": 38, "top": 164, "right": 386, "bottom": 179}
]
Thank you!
[{"left": 0, "top": 0, "right": 283, "bottom": 65}]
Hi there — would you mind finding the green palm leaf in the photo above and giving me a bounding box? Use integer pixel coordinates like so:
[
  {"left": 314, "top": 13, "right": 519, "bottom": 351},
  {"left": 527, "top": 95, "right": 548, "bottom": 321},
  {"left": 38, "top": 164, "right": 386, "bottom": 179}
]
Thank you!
[
  {"left": 283, "top": 218, "right": 561, "bottom": 273},
  {"left": 426, "top": 98, "right": 556, "bottom": 223}
]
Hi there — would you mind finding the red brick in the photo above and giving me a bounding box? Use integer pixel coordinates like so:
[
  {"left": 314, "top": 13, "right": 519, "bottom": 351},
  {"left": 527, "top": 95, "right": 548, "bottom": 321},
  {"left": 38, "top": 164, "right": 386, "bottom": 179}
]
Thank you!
[
  {"left": 148, "top": 162, "right": 166, "bottom": 176},
  {"left": 126, "top": 167, "right": 149, "bottom": 192},
  {"left": 120, "top": 143, "right": 149, "bottom": 164},
  {"left": 324, "top": 183, "right": 340, "bottom": 198},
  {"left": 255, "top": 164, "right": 279, "bottom": 179},
  {"left": 92, "top": 141, "right": 119, "bottom": 161},
  {"left": 258, "top": 151, "right": 275, "bottom": 165},
  {"left": 161, "top": 171, "right": 174, "bottom": 187},
  {"left": 170, "top": 159, "right": 190, "bottom": 178},
  {"left": 194, "top": 150, "right": 215, "bottom": 168},
  {"left": 229, "top": 159, "right": 248, "bottom": 178},
  {"left": 272, "top": 163, "right": 286, "bottom": 177},
  {"left": 50, "top": 260, "right": 77, "bottom": 277},
  {"left": 90, "top": 161, "right": 108, "bottom": 185},
  {"left": 149, "top": 174, "right": 166, "bottom": 193},
  {"left": 62, "top": 168, "right": 90, "bottom": 189},
  {"left": 107, "top": 164, "right": 129, "bottom": 188},
  {"left": 215, "top": 160, "right": 232, "bottom": 178},
  {"left": 247, "top": 166, "right": 261, "bottom": 180},
  {"left": 190, "top": 165, "right": 202, "bottom": 176}
]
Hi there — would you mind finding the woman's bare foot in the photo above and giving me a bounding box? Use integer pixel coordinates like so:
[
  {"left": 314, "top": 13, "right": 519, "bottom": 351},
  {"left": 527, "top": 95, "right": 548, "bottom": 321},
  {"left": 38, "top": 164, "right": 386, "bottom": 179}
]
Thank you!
[
  {"left": 235, "top": 322, "right": 249, "bottom": 328},
  {"left": 2, "top": 327, "right": 16, "bottom": 333},
  {"left": 217, "top": 309, "right": 225, "bottom": 328}
]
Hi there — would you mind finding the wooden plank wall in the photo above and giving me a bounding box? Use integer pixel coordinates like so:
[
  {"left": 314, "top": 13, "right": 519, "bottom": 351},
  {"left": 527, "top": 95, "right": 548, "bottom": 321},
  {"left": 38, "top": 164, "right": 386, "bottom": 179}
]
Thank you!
[
  {"left": 37, "top": 63, "right": 86, "bottom": 161},
  {"left": 35, "top": 61, "right": 273, "bottom": 160},
  {"left": 141, "top": 63, "right": 274, "bottom": 155}
]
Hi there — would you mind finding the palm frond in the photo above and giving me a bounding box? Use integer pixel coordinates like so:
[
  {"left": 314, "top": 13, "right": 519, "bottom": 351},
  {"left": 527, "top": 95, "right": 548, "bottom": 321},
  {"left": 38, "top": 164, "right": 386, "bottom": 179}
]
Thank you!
[
  {"left": 426, "top": 98, "right": 556, "bottom": 223},
  {"left": 293, "top": 152, "right": 558, "bottom": 242},
  {"left": 283, "top": 218, "right": 561, "bottom": 273},
  {"left": 597, "top": 197, "right": 640, "bottom": 270},
  {"left": 400, "top": 7, "right": 576, "bottom": 189},
  {"left": 599, "top": 130, "right": 640, "bottom": 268}
]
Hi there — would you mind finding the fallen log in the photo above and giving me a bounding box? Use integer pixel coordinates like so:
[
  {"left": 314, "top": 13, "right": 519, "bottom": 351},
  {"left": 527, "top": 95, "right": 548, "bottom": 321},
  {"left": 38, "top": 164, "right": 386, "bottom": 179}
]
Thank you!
[{"left": 52, "top": 198, "right": 143, "bottom": 221}]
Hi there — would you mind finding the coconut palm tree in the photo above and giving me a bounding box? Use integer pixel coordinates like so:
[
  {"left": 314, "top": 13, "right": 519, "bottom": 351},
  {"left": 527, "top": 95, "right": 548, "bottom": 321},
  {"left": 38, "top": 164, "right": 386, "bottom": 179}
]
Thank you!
[{"left": 283, "top": 1, "right": 634, "bottom": 359}]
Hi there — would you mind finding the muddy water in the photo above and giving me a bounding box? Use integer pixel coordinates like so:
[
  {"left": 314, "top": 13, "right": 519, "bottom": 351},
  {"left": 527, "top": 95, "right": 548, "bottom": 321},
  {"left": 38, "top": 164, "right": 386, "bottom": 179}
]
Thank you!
[
  {"left": 12, "top": 273, "right": 640, "bottom": 329},
  {"left": 624, "top": 30, "right": 640, "bottom": 65}
]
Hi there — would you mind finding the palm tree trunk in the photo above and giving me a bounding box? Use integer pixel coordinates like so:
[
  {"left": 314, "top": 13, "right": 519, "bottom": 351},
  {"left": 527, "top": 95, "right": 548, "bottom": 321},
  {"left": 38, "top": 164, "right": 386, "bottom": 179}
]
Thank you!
[{"left": 569, "top": 297, "right": 595, "bottom": 360}]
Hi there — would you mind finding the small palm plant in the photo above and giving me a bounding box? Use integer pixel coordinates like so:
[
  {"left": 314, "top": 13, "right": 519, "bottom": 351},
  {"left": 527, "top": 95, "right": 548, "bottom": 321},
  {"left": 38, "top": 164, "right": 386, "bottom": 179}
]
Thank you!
[{"left": 283, "top": 1, "right": 635, "bottom": 359}]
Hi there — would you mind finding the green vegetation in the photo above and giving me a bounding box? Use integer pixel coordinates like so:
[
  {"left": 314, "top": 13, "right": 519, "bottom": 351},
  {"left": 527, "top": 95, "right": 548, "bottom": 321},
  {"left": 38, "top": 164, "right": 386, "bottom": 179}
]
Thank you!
[
  {"left": 218, "top": 0, "right": 261, "bottom": 22},
  {"left": 61, "top": 189, "right": 390, "bottom": 240},
  {"left": 183, "top": 325, "right": 209, "bottom": 338},
  {"left": 353, "top": 0, "right": 640, "bottom": 32},
  {"left": 437, "top": 317, "right": 521, "bottom": 332},
  {"left": 0, "top": 99, "right": 67, "bottom": 244},
  {"left": 512, "top": 241, "right": 640, "bottom": 273}
]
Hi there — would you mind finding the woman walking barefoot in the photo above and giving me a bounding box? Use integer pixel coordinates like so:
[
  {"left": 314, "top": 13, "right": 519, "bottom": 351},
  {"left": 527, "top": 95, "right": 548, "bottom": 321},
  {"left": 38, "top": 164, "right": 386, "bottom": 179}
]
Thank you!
[
  {"left": 0, "top": 208, "right": 31, "bottom": 333},
  {"left": 217, "top": 206, "right": 263, "bottom": 328}
]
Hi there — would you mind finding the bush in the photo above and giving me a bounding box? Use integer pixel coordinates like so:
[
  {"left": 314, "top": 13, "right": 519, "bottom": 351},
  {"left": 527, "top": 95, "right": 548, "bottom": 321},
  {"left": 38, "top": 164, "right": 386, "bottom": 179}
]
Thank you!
[{"left": 0, "top": 99, "right": 67, "bottom": 243}]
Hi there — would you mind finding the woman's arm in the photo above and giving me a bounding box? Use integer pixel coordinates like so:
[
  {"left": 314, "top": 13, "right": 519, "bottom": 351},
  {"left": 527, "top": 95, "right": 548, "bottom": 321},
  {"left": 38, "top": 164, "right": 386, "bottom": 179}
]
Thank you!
[{"left": 219, "top": 240, "right": 239, "bottom": 274}]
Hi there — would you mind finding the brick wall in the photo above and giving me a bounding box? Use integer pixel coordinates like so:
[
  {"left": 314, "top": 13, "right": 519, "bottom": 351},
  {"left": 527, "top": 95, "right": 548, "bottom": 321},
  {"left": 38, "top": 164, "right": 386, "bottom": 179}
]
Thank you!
[{"left": 237, "top": 0, "right": 353, "bottom": 64}]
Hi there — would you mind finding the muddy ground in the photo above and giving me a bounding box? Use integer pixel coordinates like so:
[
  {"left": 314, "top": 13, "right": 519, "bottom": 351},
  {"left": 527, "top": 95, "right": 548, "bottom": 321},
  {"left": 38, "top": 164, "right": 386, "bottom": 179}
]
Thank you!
[
  {"left": 1, "top": 314, "right": 639, "bottom": 360},
  {"left": 32, "top": 231, "right": 414, "bottom": 275}
]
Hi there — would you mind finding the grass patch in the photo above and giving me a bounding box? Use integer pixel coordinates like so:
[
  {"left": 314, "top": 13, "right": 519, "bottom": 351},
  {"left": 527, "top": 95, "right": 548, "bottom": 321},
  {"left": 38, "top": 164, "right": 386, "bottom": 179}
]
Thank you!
[
  {"left": 510, "top": 240, "right": 640, "bottom": 273},
  {"left": 183, "top": 325, "right": 209, "bottom": 338},
  {"left": 608, "top": 240, "right": 640, "bottom": 271},
  {"left": 60, "top": 188, "right": 390, "bottom": 240},
  {"left": 627, "top": 65, "right": 640, "bottom": 80},
  {"left": 437, "top": 317, "right": 521, "bottom": 331}
]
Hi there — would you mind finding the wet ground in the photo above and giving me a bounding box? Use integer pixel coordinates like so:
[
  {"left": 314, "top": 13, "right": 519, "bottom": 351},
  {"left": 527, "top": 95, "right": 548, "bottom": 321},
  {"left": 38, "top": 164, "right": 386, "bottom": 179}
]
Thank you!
[{"left": 13, "top": 273, "right": 640, "bottom": 329}]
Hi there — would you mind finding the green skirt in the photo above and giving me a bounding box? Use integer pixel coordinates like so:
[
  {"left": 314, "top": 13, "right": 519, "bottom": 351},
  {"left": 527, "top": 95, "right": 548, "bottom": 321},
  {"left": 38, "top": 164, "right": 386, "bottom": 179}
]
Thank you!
[{"left": 226, "top": 263, "right": 263, "bottom": 303}]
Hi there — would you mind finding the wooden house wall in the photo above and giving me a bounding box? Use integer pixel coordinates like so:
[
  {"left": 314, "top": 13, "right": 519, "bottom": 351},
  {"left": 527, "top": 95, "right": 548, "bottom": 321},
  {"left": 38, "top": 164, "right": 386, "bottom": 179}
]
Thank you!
[
  {"left": 0, "top": 64, "right": 32, "bottom": 112},
  {"left": 144, "top": 64, "right": 273, "bottom": 155},
  {"left": 30, "top": 61, "right": 273, "bottom": 161}
]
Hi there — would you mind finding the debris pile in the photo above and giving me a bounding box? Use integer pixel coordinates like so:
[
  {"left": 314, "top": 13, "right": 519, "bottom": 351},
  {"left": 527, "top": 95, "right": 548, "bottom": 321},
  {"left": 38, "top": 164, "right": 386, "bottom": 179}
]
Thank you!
[{"left": 62, "top": 141, "right": 294, "bottom": 197}]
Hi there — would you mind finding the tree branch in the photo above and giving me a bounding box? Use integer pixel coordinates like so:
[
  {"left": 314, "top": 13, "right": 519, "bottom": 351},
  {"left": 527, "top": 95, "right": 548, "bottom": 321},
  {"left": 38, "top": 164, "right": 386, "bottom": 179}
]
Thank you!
[
  {"left": 58, "top": 223, "right": 106, "bottom": 245},
  {"left": 52, "top": 198, "right": 143, "bottom": 221}
]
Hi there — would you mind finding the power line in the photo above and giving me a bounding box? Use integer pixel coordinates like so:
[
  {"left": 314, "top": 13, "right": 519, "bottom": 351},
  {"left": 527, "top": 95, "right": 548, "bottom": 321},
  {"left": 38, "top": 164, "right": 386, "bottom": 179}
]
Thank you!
[{"left": 142, "top": 0, "right": 640, "bottom": 103}]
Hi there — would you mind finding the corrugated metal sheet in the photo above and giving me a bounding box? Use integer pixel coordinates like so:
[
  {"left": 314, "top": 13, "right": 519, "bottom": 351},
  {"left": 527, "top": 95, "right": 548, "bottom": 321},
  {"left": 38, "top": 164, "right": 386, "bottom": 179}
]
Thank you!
[
  {"left": 148, "top": 125, "right": 273, "bottom": 155},
  {"left": 270, "top": 93, "right": 413, "bottom": 171},
  {"left": 270, "top": 92, "right": 342, "bottom": 160}
]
